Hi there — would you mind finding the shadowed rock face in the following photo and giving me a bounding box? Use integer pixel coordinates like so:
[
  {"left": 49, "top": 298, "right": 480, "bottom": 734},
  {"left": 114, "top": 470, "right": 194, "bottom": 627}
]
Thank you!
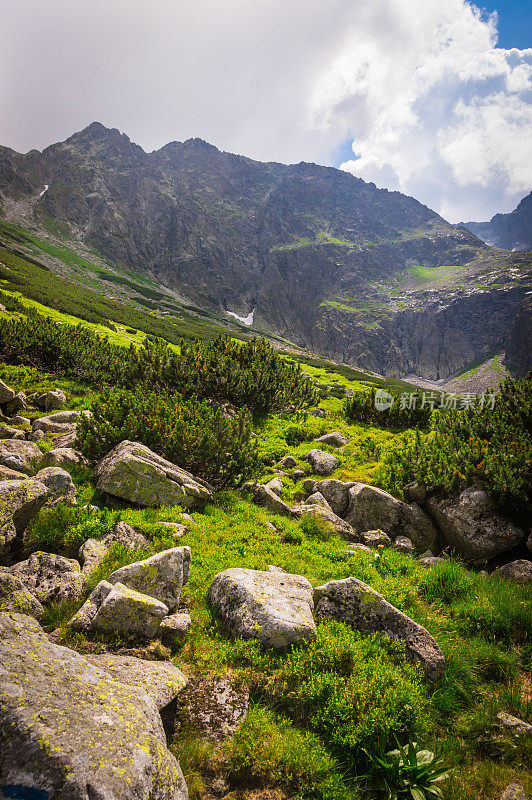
[
  {"left": 463, "top": 192, "right": 532, "bottom": 252},
  {"left": 0, "top": 611, "right": 188, "bottom": 800},
  {"left": 1, "top": 123, "right": 530, "bottom": 380}
]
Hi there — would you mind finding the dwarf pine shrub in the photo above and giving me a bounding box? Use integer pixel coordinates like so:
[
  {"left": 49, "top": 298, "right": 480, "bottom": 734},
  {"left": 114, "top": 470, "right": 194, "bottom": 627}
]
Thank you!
[{"left": 344, "top": 389, "right": 433, "bottom": 430}]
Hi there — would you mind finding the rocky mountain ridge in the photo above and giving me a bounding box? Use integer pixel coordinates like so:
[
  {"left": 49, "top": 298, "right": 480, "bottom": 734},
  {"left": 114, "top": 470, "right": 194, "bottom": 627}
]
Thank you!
[
  {"left": 463, "top": 192, "right": 532, "bottom": 252},
  {"left": 0, "top": 122, "right": 531, "bottom": 379}
]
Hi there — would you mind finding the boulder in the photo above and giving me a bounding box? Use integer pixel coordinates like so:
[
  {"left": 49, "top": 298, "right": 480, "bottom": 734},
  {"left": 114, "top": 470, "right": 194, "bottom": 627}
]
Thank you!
[
  {"left": 0, "top": 464, "right": 27, "bottom": 481},
  {"left": 5, "top": 391, "right": 27, "bottom": 416},
  {"left": 0, "top": 612, "right": 188, "bottom": 799},
  {"left": 345, "top": 483, "right": 438, "bottom": 552},
  {"left": 36, "top": 388, "right": 67, "bottom": 412},
  {"left": 78, "top": 521, "right": 151, "bottom": 575},
  {"left": 53, "top": 428, "right": 78, "bottom": 447},
  {"left": 7, "top": 414, "right": 30, "bottom": 426},
  {"left": 305, "top": 491, "right": 333, "bottom": 509},
  {"left": 0, "top": 439, "right": 43, "bottom": 475},
  {"left": 291, "top": 502, "right": 358, "bottom": 540},
  {"left": 292, "top": 468, "right": 306, "bottom": 480},
  {"left": 79, "top": 537, "right": 109, "bottom": 574},
  {"left": 11, "top": 552, "right": 84, "bottom": 605},
  {"left": 495, "top": 560, "right": 532, "bottom": 583},
  {"left": 0, "top": 378, "right": 15, "bottom": 404},
  {"left": 84, "top": 653, "right": 187, "bottom": 710},
  {"left": 41, "top": 446, "right": 88, "bottom": 468},
  {"left": 175, "top": 677, "right": 249, "bottom": 741},
  {"left": 305, "top": 448, "right": 340, "bottom": 476},
  {"left": 35, "top": 466, "right": 77, "bottom": 506},
  {"left": 28, "top": 429, "right": 45, "bottom": 442},
  {"left": 279, "top": 455, "right": 297, "bottom": 469},
  {"left": 0, "top": 570, "right": 43, "bottom": 618},
  {"left": 393, "top": 536, "right": 415, "bottom": 555},
  {"left": 95, "top": 440, "right": 213, "bottom": 508},
  {"left": 500, "top": 785, "right": 529, "bottom": 800},
  {"left": 159, "top": 612, "right": 193, "bottom": 648},
  {"left": 209, "top": 567, "right": 316, "bottom": 650},
  {"left": 32, "top": 409, "right": 85, "bottom": 434},
  {"left": 311, "top": 478, "right": 354, "bottom": 517},
  {"left": 265, "top": 475, "right": 283, "bottom": 496},
  {"left": 0, "top": 423, "right": 25, "bottom": 440},
  {"left": 348, "top": 543, "right": 372, "bottom": 555},
  {"left": 69, "top": 580, "right": 169, "bottom": 640},
  {"left": 0, "top": 479, "right": 49, "bottom": 562},
  {"left": 314, "top": 577, "right": 445, "bottom": 685},
  {"left": 314, "top": 431, "right": 350, "bottom": 447},
  {"left": 426, "top": 487, "right": 525, "bottom": 564},
  {"left": 361, "top": 529, "right": 392, "bottom": 547},
  {"left": 253, "top": 484, "right": 293, "bottom": 517},
  {"left": 404, "top": 482, "right": 427, "bottom": 503},
  {"left": 497, "top": 711, "right": 532, "bottom": 737},
  {"left": 108, "top": 547, "right": 191, "bottom": 612}
]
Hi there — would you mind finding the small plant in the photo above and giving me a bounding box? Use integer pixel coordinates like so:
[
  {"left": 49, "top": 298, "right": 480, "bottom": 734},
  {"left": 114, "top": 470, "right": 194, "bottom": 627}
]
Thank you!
[{"left": 365, "top": 738, "right": 450, "bottom": 799}]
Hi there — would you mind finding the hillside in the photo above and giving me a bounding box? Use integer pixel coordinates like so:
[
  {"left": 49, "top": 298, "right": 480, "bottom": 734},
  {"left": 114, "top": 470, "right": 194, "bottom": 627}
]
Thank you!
[
  {"left": 463, "top": 193, "right": 532, "bottom": 252},
  {"left": 1, "top": 122, "right": 531, "bottom": 381}
]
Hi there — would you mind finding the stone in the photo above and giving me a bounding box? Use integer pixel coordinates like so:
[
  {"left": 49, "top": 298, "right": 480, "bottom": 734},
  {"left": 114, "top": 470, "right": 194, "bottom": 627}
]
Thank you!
[
  {"left": 0, "top": 611, "right": 187, "bottom": 799},
  {"left": 404, "top": 482, "right": 427, "bottom": 503},
  {"left": 302, "top": 478, "right": 316, "bottom": 494},
  {"left": 500, "top": 784, "right": 529, "bottom": 800},
  {"left": 348, "top": 543, "right": 372, "bottom": 554},
  {"left": 35, "top": 388, "right": 67, "bottom": 412},
  {"left": 311, "top": 478, "right": 354, "bottom": 517},
  {"left": 265, "top": 475, "right": 283, "bottom": 495},
  {"left": 0, "top": 570, "right": 43, "bottom": 618},
  {"left": 314, "top": 431, "right": 350, "bottom": 447},
  {"left": 28, "top": 429, "right": 45, "bottom": 442},
  {"left": 7, "top": 415, "right": 30, "bottom": 426},
  {"left": 106, "top": 519, "right": 151, "bottom": 550},
  {"left": 305, "top": 491, "right": 333, "bottom": 509},
  {"left": 159, "top": 612, "right": 192, "bottom": 648},
  {"left": 279, "top": 455, "right": 297, "bottom": 469},
  {"left": 253, "top": 484, "right": 293, "bottom": 517},
  {"left": 361, "top": 529, "right": 392, "bottom": 547},
  {"left": 426, "top": 487, "right": 525, "bottom": 564},
  {"left": 35, "top": 465, "right": 77, "bottom": 506},
  {"left": 0, "top": 439, "right": 43, "bottom": 475},
  {"left": 84, "top": 652, "right": 187, "bottom": 710},
  {"left": 53, "top": 427, "right": 78, "bottom": 447},
  {"left": 305, "top": 448, "right": 340, "bottom": 476},
  {"left": 393, "top": 535, "right": 415, "bottom": 555},
  {"left": 108, "top": 546, "right": 191, "bottom": 612},
  {"left": 345, "top": 482, "right": 438, "bottom": 552},
  {"left": 209, "top": 567, "right": 316, "bottom": 650},
  {"left": 79, "top": 537, "right": 109, "bottom": 574},
  {"left": 5, "top": 391, "right": 27, "bottom": 416},
  {"left": 495, "top": 560, "right": 532, "bottom": 583},
  {"left": 291, "top": 502, "right": 358, "bottom": 540},
  {"left": 497, "top": 711, "right": 532, "bottom": 736},
  {"left": 95, "top": 440, "right": 213, "bottom": 508},
  {"left": 420, "top": 555, "right": 445, "bottom": 567},
  {"left": 314, "top": 577, "right": 445, "bottom": 685},
  {"left": 41, "top": 446, "right": 88, "bottom": 468},
  {"left": 175, "top": 677, "right": 249, "bottom": 741},
  {"left": 69, "top": 580, "right": 169, "bottom": 639},
  {"left": 0, "top": 378, "right": 15, "bottom": 404},
  {"left": 292, "top": 469, "right": 306, "bottom": 480},
  {"left": 0, "top": 423, "right": 25, "bottom": 440},
  {"left": 0, "top": 464, "right": 27, "bottom": 481},
  {"left": 32, "top": 409, "right": 85, "bottom": 434},
  {"left": 0, "top": 479, "right": 49, "bottom": 562},
  {"left": 156, "top": 521, "right": 189, "bottom": 540},
  {"left": 11, "top": 552, "right": 83, "bottom": 605}
]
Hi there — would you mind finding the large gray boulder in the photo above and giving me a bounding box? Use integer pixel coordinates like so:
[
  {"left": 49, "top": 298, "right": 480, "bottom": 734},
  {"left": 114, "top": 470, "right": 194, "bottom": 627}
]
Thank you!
[
  {"left": 0, "top": 378, "right": 15, "bottom": 404},
  {"left": 253, "top": 484, "right": 293, "bottom": 517},
  {"left": 41, "top": 446, "right": 88, "bottom": 469},
  {"left": 0, "top": 611, "right": 188, "bottom": 799},
  {"left": 35, "top": 465, "right": 77, "bottom": 506},
  {"left": 108, "top": 547, "right": 191, "bottom": 612},
  {"left": 0, "top": 439, "right": 43, "bottom": 475},
  {"left": 314, "top": 431, "right": 350, "bottom": 447},
  {"left": 0, "top": 464, "right": 27, "bottom": 481},
  {"left": 305, "top": 448, "right": 340, "bottom": 476},
  {"left": 5, "top": 391, "right": 27, "bottom": 416},
  {"left": 32, "top": 409, "right": 86, "bottom": 434},
  {"left": 0, "top": 570, "right": 43, "bottom": 618},
  {"left": 95, "top": 440, "right": 213, "bottom": 508},
  {"left": 69, "top": 580, "right": 169, "bottom": 640},
  {"left": 35, "top": 388, "right": 67, "bottom": 412},
  {"left": 0, "top": 423, "right": 25, "bottom": 440},
  {"left": 291, "top": 502, "right": 358, "bottom": 541},
  {"left": 0, "top": 478, "right": 49, "bottom": 562},
  {"left": 314, "top": 577, "right": 445, "bottom": 686},
  {"left": 84, "top": 653, "right": 187, "bottom": 710},
  {"left": 78, "top": 521, "right": 151, "bottom": 575},
  {"left": 495, "top": 560, "right": 532, "bottom": 584},
  {"left": 310, "top": 478, "right": 355, "bottom": 517},
  {"left": 427, "top": 487, "right": 525, "bottom": 564},
  {"left": 345, "top": 482, "right": 438, "bottom": 552},
  {"left": 209, "top": 567, "right": 316, "bottom": 650},
  {"left": 10, "top": 552, "right": 83, "bottom": 605}
]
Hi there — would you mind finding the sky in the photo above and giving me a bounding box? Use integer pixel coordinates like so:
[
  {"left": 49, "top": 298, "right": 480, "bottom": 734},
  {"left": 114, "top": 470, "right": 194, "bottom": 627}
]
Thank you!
[{"left": 1, "top": 0, "right": 531, "bottom": 222}]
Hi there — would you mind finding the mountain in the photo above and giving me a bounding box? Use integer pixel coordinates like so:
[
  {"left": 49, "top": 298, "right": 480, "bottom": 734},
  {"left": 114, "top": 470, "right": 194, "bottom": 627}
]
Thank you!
[
  {"left": 462, "top": 192, "right": 532, "bottom": 251},
  {"left": 0, "top": 122, "right": 531, "bottom": 379}
]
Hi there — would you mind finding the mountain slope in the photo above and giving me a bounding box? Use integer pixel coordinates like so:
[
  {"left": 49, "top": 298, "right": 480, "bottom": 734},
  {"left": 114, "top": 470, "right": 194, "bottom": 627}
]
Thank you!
[
  {"left": 462, "top": 192, "right": 532, "bottom": 251},
  {"left": 0, "top": 122, "right": 530, "bottom": 379}
]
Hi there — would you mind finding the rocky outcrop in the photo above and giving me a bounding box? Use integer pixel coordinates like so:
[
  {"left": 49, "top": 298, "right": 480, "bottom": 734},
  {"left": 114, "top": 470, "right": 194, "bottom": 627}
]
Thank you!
[
  {"left": 10, "top": 552, "right": 83, "bottom": 605},
  {"left": 209, "top": 567, "right": 316, "bottom": 649},
  {"left": 463, "top": 192, "right": 532, "bottom": 252},
  {"left": 314, "top": 577, "right": 445, "bottom": 685},
  {"left": 426, "top": 486, "right": 525, "bottom": 564},
  {"left": 0, "top": 478, "right": 49, "bottom": 562},
  {"left": 95, "top": 440, "right": 213, "bottom": 508},
  {"left": 0, "top": 611, "right": 188, "bottom": 799},
  {"left": 108, "top": 547, "right": 191, "bottom": 612}
]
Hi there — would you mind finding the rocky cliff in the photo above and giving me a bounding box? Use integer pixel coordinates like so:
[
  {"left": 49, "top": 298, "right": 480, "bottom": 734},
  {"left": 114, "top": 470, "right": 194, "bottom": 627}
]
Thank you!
[
  {"left": 463, "top": 192, "right": 532, "bottom": 251},
  {"left": 1, "top": 123, "right": 530, "bottom": 380}
]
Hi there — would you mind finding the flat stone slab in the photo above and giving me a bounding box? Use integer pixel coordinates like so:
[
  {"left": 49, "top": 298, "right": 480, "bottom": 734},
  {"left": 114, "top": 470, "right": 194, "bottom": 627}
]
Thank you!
[
  {"left": 95, "top": 440, "right": 213, "bottom": 508},
  {"left": 108, "top": 547, "right": 191, "bottom": 612},
  {"left": 314, "top": 577, "right": 445, "bottom": 686},
  {"left": 209, "top": 567, "right": 316, "bottom": 650},
  {"left": 0, "top": 611, "right": 187, "bottom": 799},
  {"left": 84, "top": 653, "right": 187, "bottom": 710}
]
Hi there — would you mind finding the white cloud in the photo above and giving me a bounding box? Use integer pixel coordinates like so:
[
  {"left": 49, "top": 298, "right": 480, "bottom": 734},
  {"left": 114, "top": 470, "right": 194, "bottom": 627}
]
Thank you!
[{"left": 0, "top": 0, "right": 530, "bottom": 221}]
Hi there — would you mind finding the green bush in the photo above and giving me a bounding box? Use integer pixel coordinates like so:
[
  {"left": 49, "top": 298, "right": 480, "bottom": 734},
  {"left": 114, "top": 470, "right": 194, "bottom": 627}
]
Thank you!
[
  {"left": 76, "top": 386, "right": 260, "bottom": 490},
  {"left": 25, "top": 504, "right": 119, "bottom": 557},
  {"left": 381, "top": 376, "right": 532, "bottom": 511},
  {"left": 344, "top": 389, "right": 433, "bottom": 430}
]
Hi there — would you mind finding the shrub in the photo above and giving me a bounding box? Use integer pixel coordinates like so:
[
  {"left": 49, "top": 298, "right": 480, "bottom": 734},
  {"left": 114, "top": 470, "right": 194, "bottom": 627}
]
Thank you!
[
  {"left": 25, "top": 504, "right": 119, "bottom": 557},
  {"left": 344, "top": 389, "right": 433, "bottom": 430},
  {"left": 364, "top": 738, "right": 450, "bottom": 800},
  {"left": 76, "top": 386, "right": 260, "bottom": 490}
]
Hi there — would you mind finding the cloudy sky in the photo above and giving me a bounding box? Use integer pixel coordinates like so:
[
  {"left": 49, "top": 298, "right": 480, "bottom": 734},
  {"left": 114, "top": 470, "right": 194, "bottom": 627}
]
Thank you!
[{"left": 1, "top": 0, "right": 531, "bottom": 221}]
